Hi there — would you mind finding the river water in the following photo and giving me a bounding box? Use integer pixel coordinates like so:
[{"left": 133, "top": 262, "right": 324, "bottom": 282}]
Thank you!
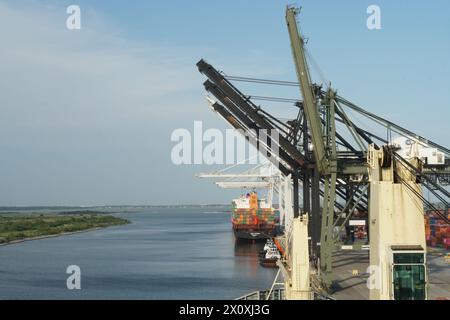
[{"left": 0, "top": 207, "right": 277, "bottom": 299}]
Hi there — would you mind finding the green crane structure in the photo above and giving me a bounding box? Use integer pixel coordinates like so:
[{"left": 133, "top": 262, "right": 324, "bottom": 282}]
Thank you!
[
  {"left": 197, "top": 5, "right": 450, "bottom": 295},
  {"left": 286, "top": 7, "right": 341, "bottom": 286}
]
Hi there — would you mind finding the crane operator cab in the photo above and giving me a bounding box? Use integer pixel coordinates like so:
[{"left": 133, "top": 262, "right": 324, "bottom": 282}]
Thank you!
[{"left": 390, "top": 246, "right": 427, "bottom": 300}]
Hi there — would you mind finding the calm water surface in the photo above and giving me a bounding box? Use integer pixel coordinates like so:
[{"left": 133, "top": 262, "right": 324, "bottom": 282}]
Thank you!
[{"left": 0, "top": 207, "right": 277, "bottom": 299}]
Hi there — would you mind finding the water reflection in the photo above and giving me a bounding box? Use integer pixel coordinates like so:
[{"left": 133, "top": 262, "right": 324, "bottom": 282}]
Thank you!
[
  {"left": 234, "top": 240, "right": 264, "bottom": 257},
  {"left": 0, "top": 208, "right": 278, "bottom": 299}
]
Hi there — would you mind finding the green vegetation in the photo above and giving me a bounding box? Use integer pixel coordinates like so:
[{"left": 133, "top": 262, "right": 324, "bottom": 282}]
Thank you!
[{"left": 0, "top": 214, "right": 129, "bottom": 244}]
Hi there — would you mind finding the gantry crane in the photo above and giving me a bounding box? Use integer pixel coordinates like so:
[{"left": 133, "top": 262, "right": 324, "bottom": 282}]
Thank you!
[
  {"left": 286, "top": 7, "right": 439, "bottom": 300},
  {"left": 196, "top": 5, "right": 449, "bottom": 300}
]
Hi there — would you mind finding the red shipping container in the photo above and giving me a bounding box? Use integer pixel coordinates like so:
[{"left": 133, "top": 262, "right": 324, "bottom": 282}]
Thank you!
[{"left": 443, "top": 238, "right": 450, "bottom": 250}]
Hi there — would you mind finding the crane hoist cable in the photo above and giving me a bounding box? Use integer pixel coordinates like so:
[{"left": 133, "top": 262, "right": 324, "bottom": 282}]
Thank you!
[
  {"left": 394, "top": 171, "right": 450, "bottom": 226},
  {"left": 393, "top": 152, "right": 450, "bottom": 203},
  {"left": 304, "top": 47, "right": 329, "bottom": 88},
  {"left": 222, "top": 75, "right": 450, "bottom": 157}
]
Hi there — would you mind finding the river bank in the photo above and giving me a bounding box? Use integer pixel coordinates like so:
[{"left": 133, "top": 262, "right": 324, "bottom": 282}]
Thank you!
[{"left": 0, "top": 213, "right": 129, "bottom": 245}]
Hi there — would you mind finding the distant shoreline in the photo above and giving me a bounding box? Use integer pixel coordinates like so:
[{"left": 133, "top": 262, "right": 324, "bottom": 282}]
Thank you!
[
  {"left": 0, "top": 214, "right": 130, "bottom": 246},
  {"left": 0, "top": 204, "right": 229, "bottom": 212},
  {"left": 0, "top": 226, "right": 106, "bottom": 247}
]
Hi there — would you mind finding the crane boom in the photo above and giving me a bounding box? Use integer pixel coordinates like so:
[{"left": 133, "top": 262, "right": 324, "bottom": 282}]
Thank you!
[{"left": 286, "top": 7, "right": 327, "bottom": 173}]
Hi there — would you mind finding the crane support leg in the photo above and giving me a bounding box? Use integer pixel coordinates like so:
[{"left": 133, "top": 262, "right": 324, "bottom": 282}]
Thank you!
[
  {"left": 284, "top": 215, "right": 312, "bottom": 300},
  {"left": 319, "top": 89, "right": 338, "bottom": 288},
  {"left": 319, "top": 173, "right": 336, "bottom": 287},
  {"left": 368, "top": 145, "right": 427, "bottom": 300}
]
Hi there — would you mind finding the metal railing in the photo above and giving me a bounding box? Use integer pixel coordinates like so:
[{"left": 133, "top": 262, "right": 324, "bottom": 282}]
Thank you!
[{"left": 236, "top": 288, "right": 285, "bottom": 300}]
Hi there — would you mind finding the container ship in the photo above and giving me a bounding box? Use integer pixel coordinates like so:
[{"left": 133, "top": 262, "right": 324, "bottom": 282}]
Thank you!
[{"left": 231, "top": 192, "right": 280, "bottom": 240}]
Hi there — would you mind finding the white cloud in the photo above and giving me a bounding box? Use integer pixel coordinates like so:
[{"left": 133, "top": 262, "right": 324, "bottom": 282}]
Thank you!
[
  {"left": 0, "top": 1, "right": 202, "bottom": 139},
  {"left": 0, "top": 1, "right": 291, "bottom": 205}
]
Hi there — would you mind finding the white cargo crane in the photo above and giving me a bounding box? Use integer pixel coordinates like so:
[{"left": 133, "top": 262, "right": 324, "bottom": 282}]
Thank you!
[
  {"left": 198, "top": 155, "right": 313, "bottom": 300},
  {"left": 198, "top": 161, "right": 296, "bottom": 230}
]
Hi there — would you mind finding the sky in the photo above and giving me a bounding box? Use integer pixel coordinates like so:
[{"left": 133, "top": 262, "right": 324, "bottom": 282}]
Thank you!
[{"left": 0, "top": 0, "right": 449, "bottom": 206}]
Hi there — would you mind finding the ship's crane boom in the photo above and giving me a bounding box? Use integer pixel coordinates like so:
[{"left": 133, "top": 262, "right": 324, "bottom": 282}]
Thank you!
[
  {"left": 215, "top": 181, "right": 271, "bottom": 189},
  {"left": 196, "top": 6, "right": 448, "bottom": 300},
  {"left": 286, "top": 7, "right": 327, "bottom": 173}
]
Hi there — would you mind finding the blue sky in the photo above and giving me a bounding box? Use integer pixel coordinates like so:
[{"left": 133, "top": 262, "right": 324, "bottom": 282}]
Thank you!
[{"left": 0, "top": 0, "right": 448, "bottom": 205}]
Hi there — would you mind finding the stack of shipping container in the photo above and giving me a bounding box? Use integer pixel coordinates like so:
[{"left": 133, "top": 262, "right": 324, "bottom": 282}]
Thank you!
[
  {"left": 232, "top": 193, "right": 279, "bottom": 226},
  {"left": 425, "top": 209, "right": 450, "bottom": 250}
]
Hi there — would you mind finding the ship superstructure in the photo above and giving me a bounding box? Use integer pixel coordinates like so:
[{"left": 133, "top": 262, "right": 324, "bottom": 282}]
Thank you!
[{"left": 231, "top": 192, "right": 280, "bottom": 240}]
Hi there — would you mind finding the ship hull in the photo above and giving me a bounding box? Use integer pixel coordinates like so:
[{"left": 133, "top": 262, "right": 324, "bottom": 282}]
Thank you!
[
  {"left": 231, "top": 192, "right": 281, "bottom": 241},
  {"left": 233, "top": 226, "right": 278, "bottom": 240}
]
